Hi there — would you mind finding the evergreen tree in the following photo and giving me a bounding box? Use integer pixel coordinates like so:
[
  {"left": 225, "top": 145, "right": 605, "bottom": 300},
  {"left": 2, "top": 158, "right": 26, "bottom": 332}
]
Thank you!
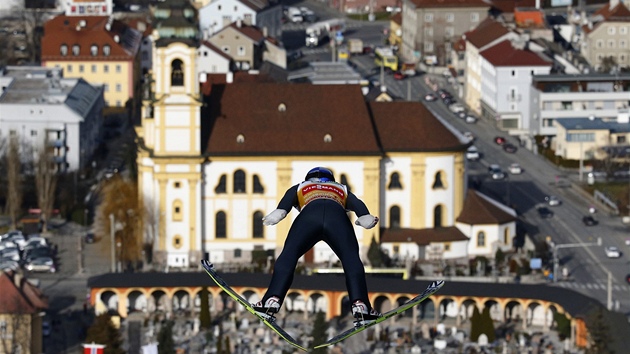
[
  {"left": 224, "top": 336, "right": 232, "bottom": 354},
  {"left": 367, "top": 235, "right": 382, "bottom": 267},
  {"left": 199, "top": 286, "right": 211, "bottom": 329},
  {"left": 554, "top": 312, "right": 571, "bottom": 340},
  {"left": 85, "top": 313, "right": 125, "bottom": 354},
  {"left": 469, "top": 306, "right": 482, "bottom": 341},
  {"left": 310, "top": 311, "right": 328, "bottom": 354},
  {"left": 157, "top": 320, "right": 176, "bottom": 354},
  {"left": 480, "top": 307, "right": 496, "bottom": 343},
  {"left": 586, "top": 307, "right": 613, "bottom": 354}
]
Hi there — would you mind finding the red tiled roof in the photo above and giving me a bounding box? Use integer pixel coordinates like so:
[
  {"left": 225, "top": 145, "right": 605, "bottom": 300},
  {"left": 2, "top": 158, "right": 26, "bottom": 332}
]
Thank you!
[
  {"left": 369, "top": 102, "right": 466, "bottom": 152},
  {"left": 42, "top": 15, "right": 141, "bottom": 62},
  {"left": 222, "top": 22, "right": 265, "bottom": 43},
  {"left": 0, "top": 272, "right": 48, "bottom": 314},
  {"left": 480, "top": 40, "right": 551, "bottom": 67},
  {"left": 465, "top": 19, "right": 510, "bottom": 49},
  {"left": 200, "top": 72, "right": 274, "bottom": 95},
  {"left": 391, "top": 12, "right": 402, "bottom": 25},
  {"left": 486, "top": 0, "right": 537, "bottom": 13},
  {"left": 380, "top": 227, "right": 469, "bottom": 245},
  {"left": 593, "top": 2, "right": 630, "bottom": 21},
  {"left": 409, "top": 0, "right": 488, "bottom": 9},
  {"left": 456, "top": 189, "right": 516, "bottom": 224},
  {"left": 514, "top": 8, "right": 546, "bottom": 28},
  {"left": 203, "top": 83, "right": 381, "bottom": 155}
]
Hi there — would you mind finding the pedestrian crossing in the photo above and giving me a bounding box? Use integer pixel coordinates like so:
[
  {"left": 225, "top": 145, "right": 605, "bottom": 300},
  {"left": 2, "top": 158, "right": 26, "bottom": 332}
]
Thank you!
[{"left": 555, "top": 281, "right": 630, "bottom": 292}]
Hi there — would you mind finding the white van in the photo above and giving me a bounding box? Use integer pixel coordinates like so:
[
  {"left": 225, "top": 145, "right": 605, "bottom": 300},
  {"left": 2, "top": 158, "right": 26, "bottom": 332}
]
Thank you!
[
  {"left": 466, "top": 146, "right": 480, "bottom": 161},
  {"left": 287, "top": 7, "right": 303, "bottom": 23}
]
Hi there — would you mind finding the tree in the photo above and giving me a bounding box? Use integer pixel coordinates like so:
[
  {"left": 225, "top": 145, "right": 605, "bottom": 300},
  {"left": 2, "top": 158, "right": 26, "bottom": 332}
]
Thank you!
[
  {"left": 586, "top": 307, "right": 613, "bottom": 354},
  {"left": 480, "top": 307, "right": 496, "bottom": 343},
  {"left": 157, "top": 320, "right": 175, "bottom": 354},
  {"left": 95, "top": 175, "right": 143, "bottom": 270},
  {"left": 199, "top": 286, "right": 211, "bottom": 329},
  {"left": 469, "top": 306, "right": 482, "bottom": 341},
  {"left": 85, "top": 314, "right": 124, "bottom": 354},
  {"left": 6, "top": 135, "right": 23, "bottom": 230},
  {"left": 310, "top": 311, "right": 328, "bottom": 354},
  {"left": 34, "top": 146, "right": 58, "bottom": 233},
  {"left": 367, "top": 235, "right": 383, "bottom": 267},
  {"left": 554, "top": 312, "right": 571, "bottom": 340}
]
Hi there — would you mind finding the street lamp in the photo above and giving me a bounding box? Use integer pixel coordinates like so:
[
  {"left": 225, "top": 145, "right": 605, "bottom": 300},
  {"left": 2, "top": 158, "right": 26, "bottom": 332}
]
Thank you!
[{"left": 109, "top": 213, "right": 116, "bottom": 273}]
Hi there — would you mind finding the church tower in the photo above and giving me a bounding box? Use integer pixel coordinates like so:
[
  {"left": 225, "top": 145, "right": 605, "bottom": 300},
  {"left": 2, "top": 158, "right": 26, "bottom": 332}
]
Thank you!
[{"left": 136, "top": 0, "right": 203, "bottom": 268}]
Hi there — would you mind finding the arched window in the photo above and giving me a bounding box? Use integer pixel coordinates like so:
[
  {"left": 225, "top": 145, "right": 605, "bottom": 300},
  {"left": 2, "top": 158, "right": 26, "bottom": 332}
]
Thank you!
[
  {"left": 253, "top": 175, "right": 264, "bottom": 194},
  {"left": 103, "top": 44, "right": 111, "bottom": 56},
  {"left": 90, "top": 44, "right": 98, "bottom": 56},
  {"left": 172, "top": 199, "right": 183, "bottom": 221},
  {"left": 214, "top": 174, "right": 226, "bottom": 194},
  {"left": 433, "top": 205, "right": 443, "bottom": 228},
  {"left": 171, "top": 59, "right": 184, "bottom": 86},
  {"left": 253, "top": 211, "right": 264, "bottom": 238},
  {"left": 72, "top": 44, "right": 80, "bottom": 56},
  {"left": 172, "top": 235, "right": 183, "bottom": 249},
  {"left": 215, "top": 211, "right": 226, "bottom": 238},
  {"left": 233, "top": 170, "right": 246, "bottom": 193},
  {"left": 340, "top": 174, "right": 352, "bottom": 192},
  {"left": 432, "top": 171, "right": 444, "bottom": 189},
  {"left": 477, "top": 231, "right": 485, "bottom": 247},
  {"left": 389, "top": 206, "right": 401, "bottom": 228},
  {"left": 388, "top": 172, "right": 402, "bottom": 189},
  {"left": 60, "top": 44, "right": 68, "bottom": 56}
]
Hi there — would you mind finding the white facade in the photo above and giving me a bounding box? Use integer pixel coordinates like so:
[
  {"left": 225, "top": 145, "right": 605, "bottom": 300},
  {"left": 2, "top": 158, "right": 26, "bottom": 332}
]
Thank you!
[
  {"left": 199, "top": 0, "right": 258, "bottom": 39},
  {"left": 197, "top": 42, "right": 232, "bottom": 78}
]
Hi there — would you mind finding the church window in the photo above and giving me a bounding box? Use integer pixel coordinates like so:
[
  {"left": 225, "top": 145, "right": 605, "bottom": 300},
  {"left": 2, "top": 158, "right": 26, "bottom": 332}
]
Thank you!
[
  {"left": 215, "top": 174, "right": 227, "bottom": 194},
  {"left": 389, "top": 205, "right": 401, "bottom": 228},
  {"left": 433, "top": 205, "right": 443, "bottom": 227},
  {"left": 253, "top": 211, "right": 264, "bottom": 238},
  {"left": 253, "top": 175, "right": 264, "bottom": 193},
  {"left": 171, "top": 59, "right": 184, "bottom": 86},
  {"left": 216, "top": 211, "right": 226, "bottom": 238},
  {"left": 388, "top": 172, "right": 402, "bottom": 189},
  {"left": 233, "top": 170, "right": 246, "bottom": 193}
]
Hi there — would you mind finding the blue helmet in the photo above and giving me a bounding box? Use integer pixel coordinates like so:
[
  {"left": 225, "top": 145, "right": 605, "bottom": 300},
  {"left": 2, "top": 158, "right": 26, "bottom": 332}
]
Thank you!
[{"left": 305, "top": 167, "right": 335, "bottom": 182}]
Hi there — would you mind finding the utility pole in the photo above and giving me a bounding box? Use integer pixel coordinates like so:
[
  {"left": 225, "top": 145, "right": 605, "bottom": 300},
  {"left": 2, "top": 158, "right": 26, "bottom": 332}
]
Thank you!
[{"left": 109, "top": 213, "right": 115, "bottom": 273}]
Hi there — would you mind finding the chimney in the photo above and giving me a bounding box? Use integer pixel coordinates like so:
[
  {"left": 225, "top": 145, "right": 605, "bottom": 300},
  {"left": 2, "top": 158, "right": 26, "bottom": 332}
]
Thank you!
[
  {"left": 14, "top": 271, "right": 22, "bottom": 288},
  {"left": 236, "top": 19, "right": 242, "bottom": 28},
  {"left": 263, "top": 26, "right": 268, "bottom": 37},
  {"left": 226, "top": 71, "right": 233, "bottom": 83}
]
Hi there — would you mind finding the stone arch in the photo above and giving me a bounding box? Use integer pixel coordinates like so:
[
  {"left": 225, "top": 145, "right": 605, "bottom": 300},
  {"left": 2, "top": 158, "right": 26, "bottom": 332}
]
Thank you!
[
  {"left": 546, "top": 304, "right": 559, "bottom": 329},
  {"left": 193, "top": 289, "right": 214, "bottom": 314},
  {"left": 439, "top": 298, "right": 457, "bottom": 320},
  {"left": 172, "top": 289, "right": 191, "bottom": 313},
  {"left": 149, "top": 290, "right": 170, "bottom": 313},
  {"left": 100, "top": 290, "right": 119, "bottom": 314},
  {"left": 372, "top": 294, "right": 392, "bottom": 314},
  {"left": 306, "top": 292, "right": 327, "bottom": 314},
  {"left": 394, "top": 295, "right": 413, "bottom": 318},
  {"left": 417, "top": 297, "right": 437, "bottom": 321},
  {"left": 483, "top": 299, "right": 502, "bottom": 321},
  {"left": 459, "top": 299, "right": 477, "bottom": 323},
  {"left": 286, "top": 291, "right": 306, "bottom": 312},
  {"left": 504, "top": 300, "right": 523, "bottom": 323},
  {"left": 527, "top": 301, "right": 545, "bottom": 326},
  {"left": 127, "top": 290, "right": 147, "bottom": 314}
]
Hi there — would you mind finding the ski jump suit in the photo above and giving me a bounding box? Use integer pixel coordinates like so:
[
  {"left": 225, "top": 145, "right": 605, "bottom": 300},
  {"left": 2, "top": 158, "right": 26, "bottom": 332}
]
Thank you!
[{"left": 262, "top": 180, "right": 375, "bottom": 310}]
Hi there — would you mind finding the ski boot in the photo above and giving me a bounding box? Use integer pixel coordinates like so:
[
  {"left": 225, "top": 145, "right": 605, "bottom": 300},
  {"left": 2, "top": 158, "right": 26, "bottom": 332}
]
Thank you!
[
  {"left": 252, "top": 296, "right": 280, "bottom": 322},
  {"left": 352, "top": 300, "right": 382, "bottom": 327}
]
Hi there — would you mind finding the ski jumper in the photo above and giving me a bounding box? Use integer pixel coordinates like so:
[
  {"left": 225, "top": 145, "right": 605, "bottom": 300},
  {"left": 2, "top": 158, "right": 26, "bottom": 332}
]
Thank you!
[{"left": 262, "top": 180, "right": 374, "bottom": 310}]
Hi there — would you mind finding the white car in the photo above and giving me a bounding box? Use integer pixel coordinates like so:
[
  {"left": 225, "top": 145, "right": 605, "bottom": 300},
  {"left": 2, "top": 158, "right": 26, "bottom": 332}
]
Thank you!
[
  {"left": 449, "top": 103, "right": 465, "bottom": 114},
  {"left": 605, "top": 246, "right": 621, "bottom": 258},
  {"left": 465, "top": 115, "right": 477, "bottom": 124},
  {"left": 545, "top": 196, "right": 562, "bottom": 206},
  {"left": 466, "top": 146, "right": 480, "bottom": 161},
  {"left": 488, "top": 164, "right": 505, "bottom": 180},
  {"left": 508, "top": 163, "right": 522, "bottom": 174}
]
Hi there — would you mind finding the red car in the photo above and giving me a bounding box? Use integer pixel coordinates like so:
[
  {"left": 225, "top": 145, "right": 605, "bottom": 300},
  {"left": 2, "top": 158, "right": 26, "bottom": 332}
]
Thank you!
[
  {"left": 494, "top": 136, "right": 506, "bottom": 145},
  {"left": 393, "top": 71, "right": 406, "bottom": 80}
]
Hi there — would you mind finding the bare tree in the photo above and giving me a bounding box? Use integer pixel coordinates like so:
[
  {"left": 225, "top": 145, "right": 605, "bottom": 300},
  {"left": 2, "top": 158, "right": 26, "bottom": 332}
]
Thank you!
[
  {"left": 95, "top": 175, "right": 143, "bottom": 270},
  {"left": 34, "top": 146, "right": 57, "bottom": 233},
  {"left": 6, "top": 135, "right": 23, "bottom": 230}
]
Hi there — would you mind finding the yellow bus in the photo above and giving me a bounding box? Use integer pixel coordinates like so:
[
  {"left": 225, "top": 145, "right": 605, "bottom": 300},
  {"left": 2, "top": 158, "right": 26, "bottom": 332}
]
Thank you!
[{"left": 374, "top": 47, "right": 398, "bottom": 72}]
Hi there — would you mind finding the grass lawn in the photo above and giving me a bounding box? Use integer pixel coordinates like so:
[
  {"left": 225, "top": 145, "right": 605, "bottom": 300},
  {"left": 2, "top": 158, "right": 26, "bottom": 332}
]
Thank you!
[{"left": 582, "top": 182, "right": 630, "bottom": 215}]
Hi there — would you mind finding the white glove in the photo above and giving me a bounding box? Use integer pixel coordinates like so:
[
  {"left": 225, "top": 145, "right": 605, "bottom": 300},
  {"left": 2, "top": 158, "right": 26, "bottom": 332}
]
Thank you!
[
  {"left": 262, "top": 209, "right": 287, "bottom": 226},
  {"left": 355, "top": 215, "right": 379, "bottom": 229}
]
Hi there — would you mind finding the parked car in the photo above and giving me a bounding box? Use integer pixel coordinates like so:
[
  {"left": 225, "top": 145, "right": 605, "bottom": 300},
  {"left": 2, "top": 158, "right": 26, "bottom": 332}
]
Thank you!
[
  {"left": 424, "top": 93, "right": 437, "bottom": 102},
  {"left": 605, "top": 246, "right": 621, "bottom": 258},
  {"left": 466, "top": 146, "right": 480, "bottom": 161},
  {"left": 582, "top": 215, "right": 598, "bottom": 226},
  {"left": 503, "top": 143, "right": 518, "bottom": 153},
  {"left": 393, "top": 71, "right": 406, "bottom": 80},
  {"left": 437, "top": 89, "right": 451, "bottom": 99},
  {"left": 465, "top": 115, "right": 477, "bottom": 124},
  {"left": 25, "top": 257, "right": 56, "bottom": 273},
  {"left": 508, "top": 163, "right": 522, "bottom": 174},
  {"left": 449, "top": 103, "right": 465, "bottom": 114},
  {"left": 494, "top": 136, "right": 506, "bottom": 145},
  {"left": 488, "top": 164, "right": 505, "bottom": 180},
  {"left": 23, "top": 246, "right": 52, "bottom": 263},
  {"left": 537, "top": 207, "right": 554, "bottom": 218},
  {"left": 442, "top": 97, "right": 455, "bottom": 106},
  {"left": 0, "top": 260, "right": 20, "bottom": 271},
  {"left": 545, "top": 196, "right": 562, "bottom": 206},
  {"left": 0, "top": 247, "right": 20, "bottom": 262}
]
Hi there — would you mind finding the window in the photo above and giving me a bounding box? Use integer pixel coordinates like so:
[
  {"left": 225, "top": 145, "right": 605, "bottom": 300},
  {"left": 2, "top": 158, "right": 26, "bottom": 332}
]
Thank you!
[
  {"left": 596, "top": 39, "right": 604, "bottom": 48},
  {"left": 104, "top": 65, "right": 109, "bottom": 73},
  {"left": 566, "top": 132, "right": 594, "bottom": 142},
  {"left": 174, "top": 181, "right": 181, "bottom": 188},
  {"left": 445, "top": 26, "right": 454, "bottom": 37},
  {"left": 621, "top": 39, "right": 627, "bottom": 49},
  {"left": 233, "top": 169, "right": 246, "bottom": 193},
  {"left": 253, "top": 175, "right": 264, "bottom": 193},
  {"left": 511, "top": 70, "right": 516, "bottom": 77},
  {"left": 388, "top": 172, "right": 402, "bottom": 189},
  {"left": 79, "top": 65, "right": 84, "bottom": 73},
  {"left": 60, "top": 44, "right": 68, "bottom": 56},
  {"left": 253, "top": 211, "right": 264, "bottom": 238},
  {"left": 90, "top": 44, "right": 98, "bottom": 56},
  {"left": 425, "top": 13, "right": 433, "bottom": 22},
  {"left": 561, "top": 101, "right": 573, "bottom": 110},
  {"left": 72, "top": 44, "right": 80, "bottom": 55},
  {"left": 215, "top": 211, "right": 226, "bottom": 238},
  {"left": 432, "top": 171, "right": 444, "bottom": 189},
  {"left": 234, "top": 249, "right": 241, "bottom": 258},
  {"left": 173, "top": 200, "right": 183, "bottom": 221},
  {"left": 103, "top": 83, "right": 109, "bottom": 92},
  {"left": 91, "top": 64, "right": 97, "bottom": 73},
  {"left": 433, "top": 205, "right": 443, "bottom": 227},
  {"left": 103, "top": 45, "right": 111, "bottom": 56},
  {"left": 116, "top": 83, "right": 122, "bottom": 92},
  {"left": 470, "top": 13, "right": 479, "bottom": 22},
  {"left": 222, "top": 45, "right": 230, "bottom": 53},
  {"left": 173, "top": 235, "right": 182, "bottom": 249},
  {"left": 608, "top": 39, "right": 615, "bottom": 48},
  {"left": 237, "top": 46, "right": 246, "bottom": 56},
  {"left": 617, "top": 136, "right": 626, "bottom": 144},
  {"left": 424, "top": 27, "right": 433, "bottom": 37},
  {"left": 608, "top": 26, "right": 616, "bottom": 35},
  {"left": 477, "top": 231, "right": 485, "bottom": 246},
  {"left": 31, "top": 130, "right": 37, "bottom": 137},
  {"left": 171, "top": 59, "right": 184, "bottom": 86},
  {"left": 424, "top": 42, "right": 434, "bottom": 52},
  {"left": 445, "top": 13, "right": 454, "bottom": 22},
  {"left": 444, "top": 243, "right": 451, "bottom": 251},
  {"left": 115, "top": 65, "right": 121, "bottom": 73},
  {"left": 389, "top": 206, "right": 400, "bottom": 228},
  {"left": 621, "top": 26, "right": 628, "bottom": 35},
  {"left": 215, "top": 174, "right": 227, "bottom": 193}
]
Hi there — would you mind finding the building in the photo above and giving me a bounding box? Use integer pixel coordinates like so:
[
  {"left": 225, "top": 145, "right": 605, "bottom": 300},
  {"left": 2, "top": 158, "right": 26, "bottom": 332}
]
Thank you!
[
  {"left": 198, "top": 0, "right": 283, "bottom": 40},
  {"left": 0, "top": 66, "right": 104, "bottom": 172},
  {"left": 553, "top": 116, "right": 630, "bottom": 162},
  {"left": 530, "top": 73, "right": 630, "bottom": 140},
  {"left": 41, "top": 15, "right": 142, "bottom": 108},
  {"left": 579, "top": 1, "right": 630, "bottom": 71},
  {"left": 197, "top": 41, "right": 234, "bottom": 76},
  {"left": 62, "top": 0, "right": 113, "bottom": 16},
  {"left": 207, "top": 21, "right": 270, "bottom": 71},
  {"left": 400, "top": 0, "right": 490, "bottom": 67},
  {"left": 478, "top": 40, "right": 552, "bottom": 148},
  {"left": 0, "top": 271, "right": 48, "bottom": 354}
]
